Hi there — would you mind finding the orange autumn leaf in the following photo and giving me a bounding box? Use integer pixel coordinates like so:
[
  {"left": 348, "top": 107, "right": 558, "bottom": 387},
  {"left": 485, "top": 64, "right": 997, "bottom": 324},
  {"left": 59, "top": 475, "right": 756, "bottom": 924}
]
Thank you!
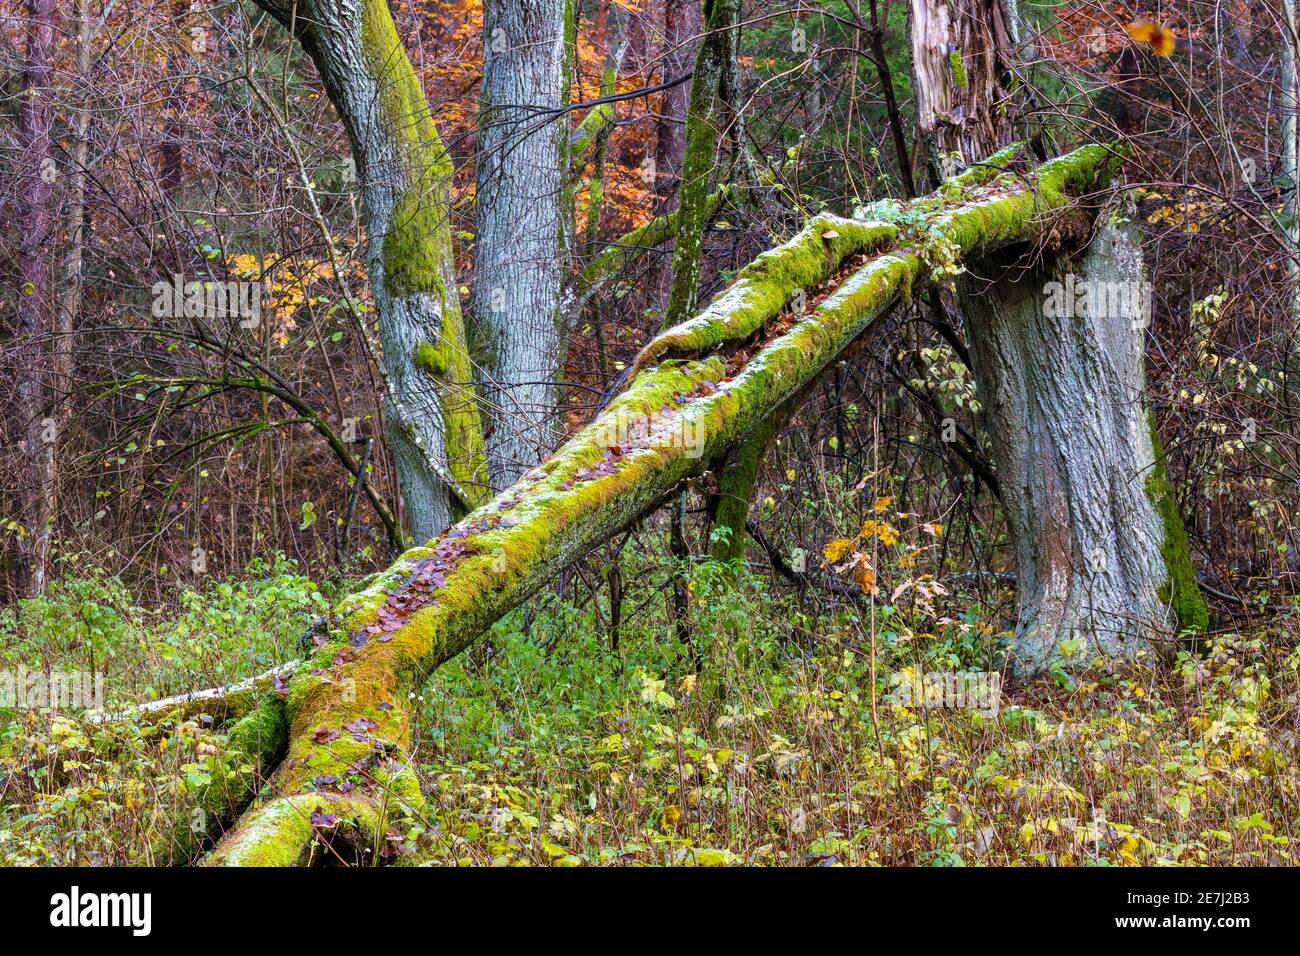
[
  {"left": 853, "top": 557, "right": 878, "bottom": 594},
  {"left": 1125, "top": 21, "right": 1176, "bottom": 57}
]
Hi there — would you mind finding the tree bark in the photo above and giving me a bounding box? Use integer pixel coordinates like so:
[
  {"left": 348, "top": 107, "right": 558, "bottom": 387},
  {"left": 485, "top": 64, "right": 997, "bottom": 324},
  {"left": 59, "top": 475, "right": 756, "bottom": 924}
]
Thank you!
[
  {"left": 473, "top": 0, "right": 575, "bottom": 489},
  {"left": 203, "top": 146, "right": 1123, "bottom": 864},
  {"left": 46, "top": 0, "right": 93, "bottom": 577},
  {"left": 961, "top": 212, "right": 1207, "bottom": 676},
  {"left": 655, "top": 0, "right": 702, "bottom": 213},
  {"left": 906, "top": 1, "right": 1205, "bottom": 675},
  {"left": 254, "top": 0, "right": 489, "bottom": 542},
  {"left": 15, "top": 0, "right": 56, "bottom": 597},
  {"left": 709, "top": 399, "right": 795, "bottom": 563},
  {"left": 1281, "top": 1, "right": 1300, "bottom": 349},
  {"left": 663, "top": 0, "right": 739, "bottom": 330},
  {"left": 908, "top": 0, "right": 1018, "bottom": 182}
]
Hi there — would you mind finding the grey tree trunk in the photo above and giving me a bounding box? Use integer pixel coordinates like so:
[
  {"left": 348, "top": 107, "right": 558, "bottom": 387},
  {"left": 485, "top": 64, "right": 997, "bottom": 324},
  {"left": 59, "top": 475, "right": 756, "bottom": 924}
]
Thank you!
[
  {"left": 49, "top": 0, "right": 93, "bottom": 562},
  {"left": 961, "top": 215, "right": 1207, "bottom": 675},
  {"left": 473, "top": 0, "right": 573, "bottom": 489},
  {"left": 15, "top": 0, "right": 56, "bottom": 597},
  {"left": 254, "top": 0, "right": 489, "bottom": 543},
  {"left": 906, "top": 0, "right": 1204, "bottom": 674},
  {"left": 57, "top": 0, "right": 92, "bottom": 410},
  {"left": 1281, "top": 1, "right": 1300, "bottom": 344}
]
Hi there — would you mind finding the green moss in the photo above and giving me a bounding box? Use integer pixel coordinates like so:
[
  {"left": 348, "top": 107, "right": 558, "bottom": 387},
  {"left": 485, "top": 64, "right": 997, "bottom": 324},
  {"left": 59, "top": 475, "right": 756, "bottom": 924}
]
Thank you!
[
  {"left": 634, "top": 215, "right": 896, "bottom": 376},
  {"left": 582, "top": 184, "right": 739, "bottom": 289},
  {"left": 358, "top": 0, "right": 488, "bottom": 509},
  {"left": 227, "top": 693, "right": 288, "bottom": 758},
  {"left": 206, "top": 796, "right": 314, "bottom": 866},
  {"left": 710, "top": 407, "right": 787, "bottom": 562},
  {"left": 415, "top": 338, "right": 490, "bottom": 509},
  {"left": 571, "top": 102, "right": 613, "bottom": 161},
  {"left": 1144, "top": 413, "right": 1210, "bottom": 633},
  {"left": 161, "top": 693, "right": 288, "bottom": 864},
  {"left": 664, "top": 0, "right": 731, "bottom": 329},
  {"left": 382, "top": 190, "right": 449, "bottom": 301},
  {"left": 948, "top": 50, "right": 968, "bottom": 90},
  {"left": 361, "top": 0, "right": 455, "bottom": 301}
]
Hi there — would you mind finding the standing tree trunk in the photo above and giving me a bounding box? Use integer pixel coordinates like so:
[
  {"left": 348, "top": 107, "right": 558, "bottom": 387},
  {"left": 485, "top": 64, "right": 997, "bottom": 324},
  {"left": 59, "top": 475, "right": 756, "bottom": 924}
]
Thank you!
[
  {"left": 655, "top": 0, "right": 701, "bottom": 215},
  {"left": 160, "top": 0, "right": 189, "bottom": 198},
  {"left": 58, "top": 0, "right": 92, "bottom": 411},
  {"left": 49, "top": 0, "right": 93, "bottom": 559},
  {"left": 254, "top": 0, "right": 489, "bottom": 542},
  {"left": 473, "top": 0, "right": 575, "bottom": 490},
  {"left": 15, "top": 0, "right": 56, "bottom": 597},
  {"left": 1281, "top": 1, "right": 1300, "bottom": 349},
  {"left": 709, "top": 398, "right": 794, "bottom": 563},
  {"left": 663, "top": 0, "right": 739, "bottom": 330},
  {"left": 908, "top": 0, "right": 1018, "bottom": 182},
  {"left": 961, "top": 215, "right": 1208, "bottom": 676},
  {"left": 909, "top": 2, "right": 1205, "bottom": 673}
]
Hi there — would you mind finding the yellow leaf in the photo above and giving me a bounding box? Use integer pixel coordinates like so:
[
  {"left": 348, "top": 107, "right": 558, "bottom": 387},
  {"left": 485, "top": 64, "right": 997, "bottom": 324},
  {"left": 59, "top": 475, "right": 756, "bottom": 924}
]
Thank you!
[
  {"left": 1125, "top": 21, "right": 1176, "bottom": 57},
  {"left": 823, "top": 538, "right": 853, "bottom": 563}
]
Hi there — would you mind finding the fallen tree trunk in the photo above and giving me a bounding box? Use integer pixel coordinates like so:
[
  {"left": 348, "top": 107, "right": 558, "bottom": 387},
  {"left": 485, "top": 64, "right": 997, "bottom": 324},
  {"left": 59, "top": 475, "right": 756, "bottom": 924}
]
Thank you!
[{"left": 205, "top": 144, "right": 1122, "bottom": 865}]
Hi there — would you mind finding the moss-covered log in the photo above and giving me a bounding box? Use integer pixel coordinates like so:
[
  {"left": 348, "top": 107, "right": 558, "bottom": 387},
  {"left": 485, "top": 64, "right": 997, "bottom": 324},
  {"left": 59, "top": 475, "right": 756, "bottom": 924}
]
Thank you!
[
  {"left": 159, "top": 693, "right": 288, "bottom": 865},
  {"left": 92, "top": 662, "right": 297, "bottom": 728},
  {"left": 201, "top": 144, "right": 1126, "bottom": 865}
]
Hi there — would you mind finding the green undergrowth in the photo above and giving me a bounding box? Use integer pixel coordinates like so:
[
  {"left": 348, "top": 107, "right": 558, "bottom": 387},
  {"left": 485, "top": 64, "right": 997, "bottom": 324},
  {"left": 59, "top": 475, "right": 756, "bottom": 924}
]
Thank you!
[
  {"left": 0, "top": 553, "right": 327, "bottom": 707},
  {"left": 406, "top": 551, "right": 1298, "bottom": 866},
  {"left": 0, "top": 553, "right": 326, "bottom": 864},
  {"left": 2, "top": 540, "right": 1297, "bottom": 866}
]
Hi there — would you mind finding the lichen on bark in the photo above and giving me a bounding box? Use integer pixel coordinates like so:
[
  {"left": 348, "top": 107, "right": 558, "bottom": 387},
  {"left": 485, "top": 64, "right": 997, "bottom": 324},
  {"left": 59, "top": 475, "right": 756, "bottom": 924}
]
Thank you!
[{"left": 275, "top": 0, "right": 491, "bottom": 535}]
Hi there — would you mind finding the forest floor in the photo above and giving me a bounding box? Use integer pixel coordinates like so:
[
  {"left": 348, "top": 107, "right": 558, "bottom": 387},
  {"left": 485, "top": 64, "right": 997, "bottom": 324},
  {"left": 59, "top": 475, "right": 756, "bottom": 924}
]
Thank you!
[{"left": 2, "top": 541, "right": 1297, "bottom": 866}]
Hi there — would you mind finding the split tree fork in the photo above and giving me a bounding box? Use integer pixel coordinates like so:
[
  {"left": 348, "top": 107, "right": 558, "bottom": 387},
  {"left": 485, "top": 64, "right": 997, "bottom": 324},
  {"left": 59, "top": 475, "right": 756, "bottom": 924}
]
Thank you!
[{"left": 154, "top": 1, "right": 1205, "bottom": 863}]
